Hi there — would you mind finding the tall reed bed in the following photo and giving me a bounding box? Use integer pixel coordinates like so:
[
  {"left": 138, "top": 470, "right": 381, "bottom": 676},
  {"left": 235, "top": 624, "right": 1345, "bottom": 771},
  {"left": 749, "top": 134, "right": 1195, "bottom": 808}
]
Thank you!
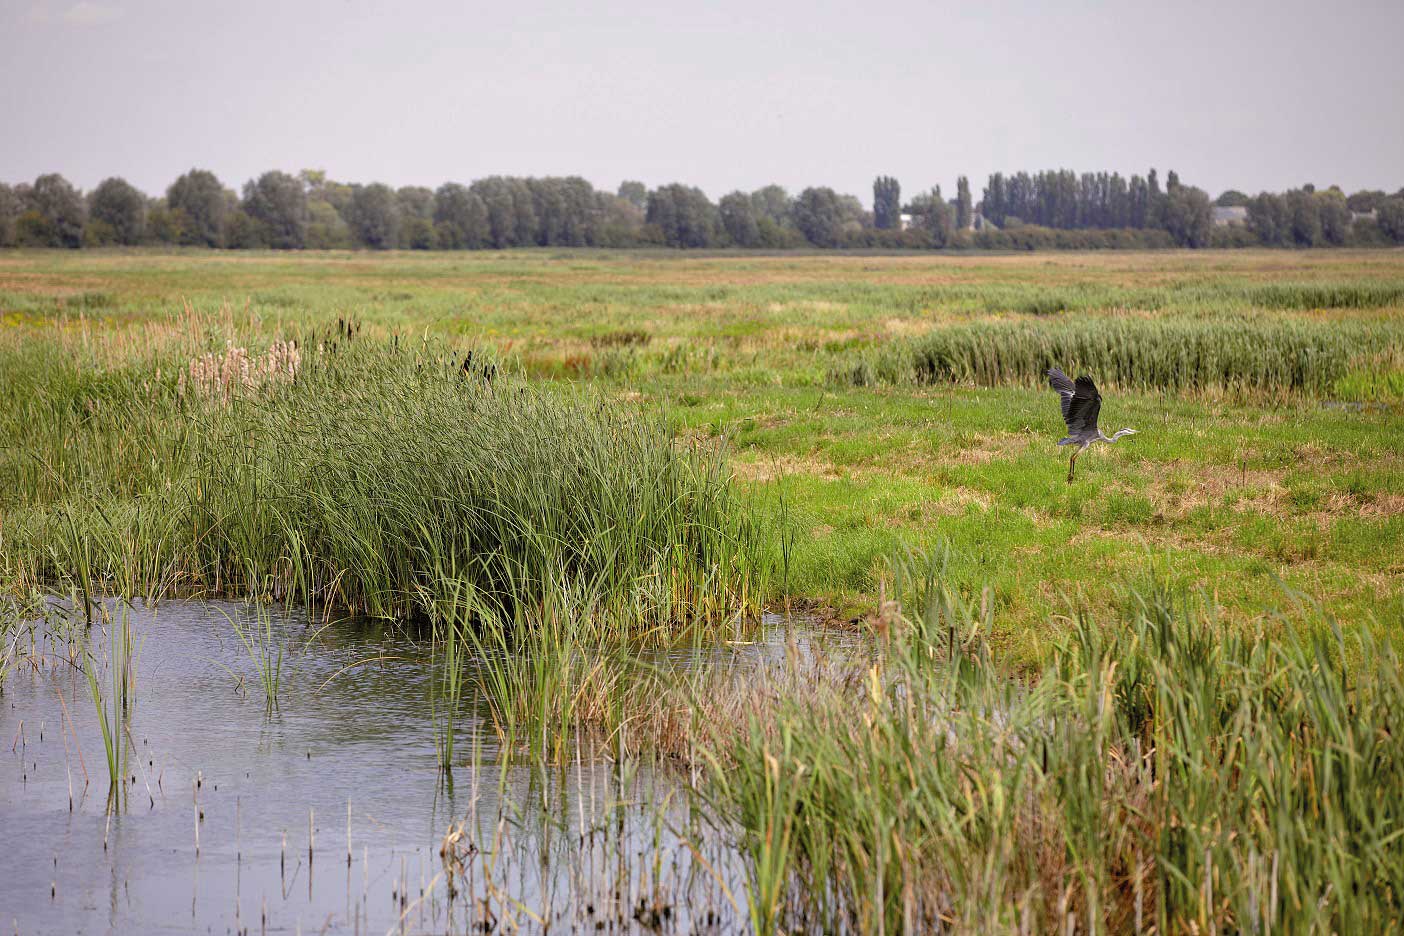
[
  {"left": 834, "top": 317, "right": 1404, "bottom": 394},
  {"left": 5, "top": 331, "right": 770, "bottom": 633},
  {"left": 705, "top": 550, "right": 1404, "bottom": 933},
  {"left": 419, "top": 561, "right": 719, "bottom": 776}
]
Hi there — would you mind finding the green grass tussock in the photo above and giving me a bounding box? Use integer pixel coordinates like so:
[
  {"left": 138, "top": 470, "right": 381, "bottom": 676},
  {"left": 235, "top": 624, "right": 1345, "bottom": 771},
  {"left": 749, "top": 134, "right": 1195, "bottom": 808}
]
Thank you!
[
  {"left": 834, "top": 317, "right": 1404, "bottom": 394},
  {"left": 708, "top": 549, "right": 1404, "bottom": 933},
  {"left": 1242, "top": 279, "right": 1404, "bottom": 310},
  {"left": 4, "top": 335, "right": 770, "bottom": 631}
]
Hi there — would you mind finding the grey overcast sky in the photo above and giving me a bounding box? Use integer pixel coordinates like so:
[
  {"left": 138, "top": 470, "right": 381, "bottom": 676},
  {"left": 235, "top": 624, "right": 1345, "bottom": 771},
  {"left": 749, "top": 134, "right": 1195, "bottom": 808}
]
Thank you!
[{"left": 3, "top": 0, "right": 1402, "bottom": 204}]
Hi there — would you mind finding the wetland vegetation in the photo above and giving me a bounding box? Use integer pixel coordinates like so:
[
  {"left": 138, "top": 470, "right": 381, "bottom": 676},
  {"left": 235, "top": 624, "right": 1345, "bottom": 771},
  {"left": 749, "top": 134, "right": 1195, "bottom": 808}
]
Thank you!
[{"left": 2, "top": 247, "right": 1402, "bottom": 932}]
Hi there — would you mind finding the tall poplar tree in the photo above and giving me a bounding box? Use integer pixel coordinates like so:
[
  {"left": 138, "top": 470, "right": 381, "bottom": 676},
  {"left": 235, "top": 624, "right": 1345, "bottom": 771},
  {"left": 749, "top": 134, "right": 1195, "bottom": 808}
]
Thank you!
[{"left": 872, "top": 176, "right": 901, "bottom": 230}]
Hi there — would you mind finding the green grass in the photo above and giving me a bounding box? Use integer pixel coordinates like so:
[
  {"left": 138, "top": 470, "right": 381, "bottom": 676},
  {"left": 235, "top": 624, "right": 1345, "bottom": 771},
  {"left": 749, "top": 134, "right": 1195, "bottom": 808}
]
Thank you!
[
  {"left": 221, "top": 605, "right": 286, "bottom": 712},
  {"left": 2, "top": 330, "right": 772, "bottom": 634},
  {"left": 2, "top": 247, "right": 1400, "bottom": 660},
  {"left": 834, "top": 317, "right": 1404, "bottom": 393},
  {"left": 82, "top": 599, "right": 137, "bottom": 809},
  {"left": 0, "top": 247, "right": 1401, "bottom": 931},
  {"left": 704, "top": 547, "right": 1404, "bottom": 933}
]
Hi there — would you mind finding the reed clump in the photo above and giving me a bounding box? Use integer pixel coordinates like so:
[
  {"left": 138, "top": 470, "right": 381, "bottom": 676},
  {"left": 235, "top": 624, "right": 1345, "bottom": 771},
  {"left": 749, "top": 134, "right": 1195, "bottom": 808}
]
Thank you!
[
  {"left": 82, "top": 599, "right": 138, "bottom": 809},
  {"left": 6, "top": 333, "right": 769, "bottom": 633},
  {"left": 705, "top": 549, "right": 1404, "bottom": 934},
  {"left": 834, "top": 316, "right": 1404, "bottom": 394}
]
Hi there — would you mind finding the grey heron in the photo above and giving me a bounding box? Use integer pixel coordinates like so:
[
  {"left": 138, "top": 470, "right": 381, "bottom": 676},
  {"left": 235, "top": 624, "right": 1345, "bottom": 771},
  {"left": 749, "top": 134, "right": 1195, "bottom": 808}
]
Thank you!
[{"left": 1046, "top": 369, "right": 1137, "bottom": 483}]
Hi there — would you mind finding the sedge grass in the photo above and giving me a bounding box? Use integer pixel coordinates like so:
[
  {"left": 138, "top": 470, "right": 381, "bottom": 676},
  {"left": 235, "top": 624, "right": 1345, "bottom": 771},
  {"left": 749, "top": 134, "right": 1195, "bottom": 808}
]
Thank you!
[
  {"left": 5, "top": 333, "right": 772, "bottom": 634},
  {"left": 703, "top": 547, "right": 1404, "bottom": 933},
  {"left": 220, "top": 604, "right": 286, "bottom": 712},
  {"left": 82, "top": 598, "right": 137, "bottom": 808},
  {"left": 834, "top": 316, "right": 1404, "bottom": 394}
]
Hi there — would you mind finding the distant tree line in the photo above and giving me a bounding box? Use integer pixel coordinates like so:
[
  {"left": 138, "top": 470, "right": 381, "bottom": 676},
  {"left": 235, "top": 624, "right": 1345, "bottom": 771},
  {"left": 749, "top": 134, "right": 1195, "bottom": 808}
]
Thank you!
[
  {"left": 1238, "top": 185, "right": 1401, "bottom": 248},
  {"left": 979, "top": 168, "right": 1215, "bottom": 246},
  {"left": 1, "top": 167, "right": 1401, "bottom": 251}
]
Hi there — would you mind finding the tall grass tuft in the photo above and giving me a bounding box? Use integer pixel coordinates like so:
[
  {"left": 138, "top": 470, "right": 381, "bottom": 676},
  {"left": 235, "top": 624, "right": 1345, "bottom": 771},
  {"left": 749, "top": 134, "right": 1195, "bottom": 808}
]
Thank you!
[
  {"left": 707, "top": 548, "right": 1404, "bottom": 933},
  {"left": 834, "top": 317, "right": 1404, "bottom": 394},
  {"left": 221, "top": 605, "right": 286, "bottom": 712},
  {"left": 6, "top": 335, "right": 772, "bottom": 633},
  {"left": 82, "top": 599, "right": 137, "bottom": 808}
]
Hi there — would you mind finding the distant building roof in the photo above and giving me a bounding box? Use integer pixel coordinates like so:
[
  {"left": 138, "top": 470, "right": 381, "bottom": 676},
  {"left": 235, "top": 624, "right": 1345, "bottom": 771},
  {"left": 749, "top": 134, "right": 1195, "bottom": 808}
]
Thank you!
[{"left": 1213, "top": 206, "right": 1249, "bottom": 225}]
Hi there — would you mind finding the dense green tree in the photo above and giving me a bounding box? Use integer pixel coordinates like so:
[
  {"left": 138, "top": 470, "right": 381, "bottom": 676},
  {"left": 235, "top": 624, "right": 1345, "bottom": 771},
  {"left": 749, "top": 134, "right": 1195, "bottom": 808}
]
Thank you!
[
  {"left": 395, "top": 186, "right": 436, "bottom": 249},
  {"left": 719, "top": 191, "right": 761, "bottom": 247},
  {"left": 508, "top": 179, "right": 538, "bottom": 246},
  {"left": 300, "top": 169, "right": 353, "bottom": 214},
  {"left": 1377, "top": 197, "right": 1404, "bottom": 243},
  {"left": 1145, "top": 169, "right": 1164, "bottom": 229},
  {"left": 531, "top": 177, "right": 570, "bottom": 246},
  {"left": 466, "top": 177, "right": 539, "bottom": 246},
  {"left": 872, "top": 176, "right": 901, "bottom": 230},
  {"left": 645, "top": 184, "right": 718, "bottom": 248},
  {"left": 981, "top": 173, "right": 1008, "bottom": 226},
  {"left": 1107, "top": 173, "right": 1130, "bottom": 227},
  {"left": 792, "top": 187, "right": 846, "bottom": 247},
  {"left": 222, "top": 209, "right": 266, "bottom": 248},
  {"left": 1286, "top": 188, "right": 1322, "bottom": 246},
  {"left": 560, "top": 177, "right": 600, "bottom": 245},
  {"left": 81, "top": 219, "right": 119, "bottom": 247},
  {"left": 1347, "top": 190, "right": 1386, "bottom": 213},
  {"left": 1216, "top": 189, "right": 1250, "bottom": 207},
  {"left": 144, "top": 200, "right": 183, "bottom": 245},
  {"left": 469, "top": 177, "right": 520, "bottom": 248},
  {"left": 14, "top": 210, "right": 56, "bottom": 247},
  {"left": 433, "top": 183, "right": 490, "bottom": 248},
  {"left": 305, "top": 200, "right": 352, "bottom": 249},
  {"left": 1163, "top": 185, "right": 1212, "bottom": 247},
  {"left": 24, "top": 174, "right": 86, "bottom": 247},
  {"left": 1316, "top": 190, "right": 1350, "bottom": 245},
  {"left": 1247, "top": 193, "right": 1289, "bottom": 246},
  {"left": 594, "top": 191, "right": 645, "bottom": 246},
  {"left": 837, "top": 193, "right": 867, "bottom": 231},
  {"left": 88, "top": 177, "right": 146, "bottom": 245},
  {"left": 750, "top": 185, "right": 792, "bottom": 228},
  {"left": 242, "top": 171, "right": 309, "bottom": 248},
  {"left": 617, "top": 180, "right": 647, "bottom": 211},
  {"left": 344, "top": 183, "right": 400, "bottom": 249},
  {"left": 918, "top": 186, "right": 954, "bottom": 246},
  {"left": 396, "top": 187, "right": 434, "bottom": 220},
  {"left": 956, "top": 176, "right": 972, "bottom": 229},
  {"left": 167, "top": 169, "right": 228, "bottom": 246},
  {"left": 401, "top": 217, "right": 436, "bottom": 249},
  {"left": 525, "top": 177, "right": 599, "bottom": 246},
  {"left": 1127, "top": 175, "right": 1149, "bottom": 228},
  {"left": 0, "top": 183, "right": 22, "bottom": 247}
]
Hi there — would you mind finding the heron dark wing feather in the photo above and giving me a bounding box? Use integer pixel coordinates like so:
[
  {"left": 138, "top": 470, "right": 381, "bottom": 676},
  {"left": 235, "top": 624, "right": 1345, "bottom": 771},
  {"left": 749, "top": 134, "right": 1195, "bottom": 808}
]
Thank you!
[
  {"left": 1046, "top": 368, "right": 1076, "bottom": 395},
  {"left": 1065, "top": 375, "right": 1102, "bottom": 434},
  {"left": 1046, "top": 368, "right": 1076, "bottom": 420}
]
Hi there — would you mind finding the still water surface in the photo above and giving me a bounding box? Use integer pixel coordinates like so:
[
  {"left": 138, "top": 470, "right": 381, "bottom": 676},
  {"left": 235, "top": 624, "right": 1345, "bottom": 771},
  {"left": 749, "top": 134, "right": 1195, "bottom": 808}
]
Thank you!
[{"left": 1, "top": 600, "right": 835, "bottom": 934}]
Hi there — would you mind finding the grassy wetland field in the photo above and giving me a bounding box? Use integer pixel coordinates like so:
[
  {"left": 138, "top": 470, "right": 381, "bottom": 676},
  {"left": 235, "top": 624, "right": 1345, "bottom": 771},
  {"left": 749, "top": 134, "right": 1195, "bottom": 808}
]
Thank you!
[{"left": 3, "top": 247, "right": 1404, "bottom": 932}]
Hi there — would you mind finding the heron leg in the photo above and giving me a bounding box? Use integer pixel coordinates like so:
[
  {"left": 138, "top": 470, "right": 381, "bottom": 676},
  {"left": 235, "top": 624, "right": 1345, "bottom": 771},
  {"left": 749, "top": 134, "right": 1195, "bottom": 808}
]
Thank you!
[{"left": 1067, "top": 448, "right": 1079, "bottom": 483}]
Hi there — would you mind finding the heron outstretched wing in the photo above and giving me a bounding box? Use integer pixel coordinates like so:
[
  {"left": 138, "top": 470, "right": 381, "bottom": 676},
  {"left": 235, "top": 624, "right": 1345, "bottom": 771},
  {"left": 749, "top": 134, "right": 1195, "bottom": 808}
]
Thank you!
[
  {"left": 1065, "top": 375, "right": 1102, "bottom": 435},
  {"left": 1047, "top": 368, "right": 1076, "bottom": 421}
]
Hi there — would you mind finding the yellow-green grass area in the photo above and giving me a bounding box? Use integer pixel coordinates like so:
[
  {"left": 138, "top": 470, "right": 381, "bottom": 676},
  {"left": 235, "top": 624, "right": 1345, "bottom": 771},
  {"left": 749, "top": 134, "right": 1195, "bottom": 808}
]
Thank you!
[{"left": 2, "top": 248, "right": 1401, "bottom": 663}]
